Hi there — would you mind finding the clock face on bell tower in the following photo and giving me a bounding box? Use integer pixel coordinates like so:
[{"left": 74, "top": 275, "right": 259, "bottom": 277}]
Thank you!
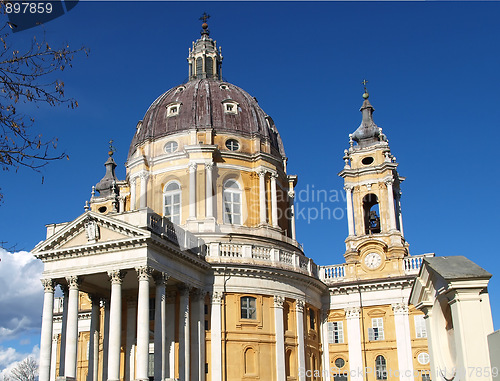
[{"left": 364, "top": 252, "right": 382, "bottom": 270}]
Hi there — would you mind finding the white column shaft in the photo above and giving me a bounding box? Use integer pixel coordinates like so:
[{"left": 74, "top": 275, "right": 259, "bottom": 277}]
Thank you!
[
  {"left": 140, "top": 175, "right": 148, "bottom": 209},
  {"left": 50, "top": 336, "right": 57, "bottom": 381},
  {"left": 345, "top": 309, "right": 363, "bottom": 381},
  {"left": 64, "top": 282, "right": 79, "bottom": 378},
  {"left": 259, "top": 172, "right": 267, "bottom": 224},
  {"left": 397, "top": 196, "right": 404, "bottom": 236},
  {"left": 386, "top": 181, "right": 397, "bottom": 230},
  {"left": 179, "top": 289, "right": 190, "bottom": 381},
  {"left": 345, "top": 187, "right": 355, "bottom": 236},
  {"left": 154, "top": 280, "right": 166, "bottom": 381},
  {"left": 130, "top": 178, "right": 137, "bottom": 210},
  {"left": 274, "top": 301, "right": 285, "bottom": 380},
  {"left": 88, "top": 298, "right": 100, "bottom": 381},
  {"left": 271, "top": 175, "right": 278, "bottom": 227},
  {"left": 101, "top": 302, "right": 110, "bottom": 381},
  {"left": 189, "top": 164, "right": 197, "bottom": 218},
  {"left": 136, "top": 274, "right": 150, "bottom": 381},
  {"left": 296, "top": 304, "right": 306, "bottom": 381},
  {"left": 198, "top": 295, "right": 206, "bottom": 381},
  {"left": 205, "top": 164, "right": 214, "bottom": 218},
  {"left": 39, "top": 282, "right": 55, "bottom": 381},
  {"left": 59, "top": 289, "right": 68, "bottom": 377},
  {"left": 108, "top": 279, "right": 122, "bottom": 381},
  {"left": 166, "top": 295, "right": 176, "bottom": 379},
  {"left": 393, "top": 306, "right": 414, "bottom": 381},
  {"left": 125, "top": 299, "right": 137, "bottom": 381},
  {"left": 321, "top": 316, "right": 331, "bottom": 381},
  {"left": 190, "top": 297, "right": 200, "bottom": 381},
  {"left": 210, "top": 295, "right": 222, "bottom": 381}
]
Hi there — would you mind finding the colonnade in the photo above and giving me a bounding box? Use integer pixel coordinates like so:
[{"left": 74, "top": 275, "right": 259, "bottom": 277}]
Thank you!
[{"left": 39, "top": 267, "right": 207, "bottom": 381}]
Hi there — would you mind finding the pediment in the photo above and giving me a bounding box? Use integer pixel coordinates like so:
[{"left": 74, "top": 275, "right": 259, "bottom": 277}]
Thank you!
[{"left": 32, "top": 211, "right": 150, "bottom": 255}]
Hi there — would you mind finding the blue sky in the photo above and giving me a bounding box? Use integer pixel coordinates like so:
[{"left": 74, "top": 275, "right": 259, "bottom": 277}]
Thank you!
[{"left": 1, "top": 1, "right": 499, "bottom": 371}]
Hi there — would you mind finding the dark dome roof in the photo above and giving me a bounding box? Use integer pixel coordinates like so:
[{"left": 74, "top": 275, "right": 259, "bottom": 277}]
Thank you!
[{"left": 128, "top": 78, "right": 286, "bottom": 159}]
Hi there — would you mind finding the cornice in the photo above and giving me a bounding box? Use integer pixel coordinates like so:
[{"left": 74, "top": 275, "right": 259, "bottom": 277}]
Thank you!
[
  {"left": 328, "top": 276, "right": 414, "bottom": 295},
  {"left": 338, "top": 162, "right": 398, "bottom": 178}
]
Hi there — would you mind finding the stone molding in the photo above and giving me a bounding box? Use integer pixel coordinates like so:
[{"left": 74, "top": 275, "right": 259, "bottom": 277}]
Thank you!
[
  {"left": 273, "top": 295, "right": 285, "bottom": 308},
  {"left": 153, "top": 272, "right": 169, "bottom": 285},
  {"left": 296, "top": 300, "right": 305, "bottom": 313},
  {"left": 191, "top": 288, "right": 207, "bottom": 301},
  {"left": 211, "top": 291, "right": 223, "bottom": 304},
  {"left": 178, "top": 284, "right": 192, "bottom": 297}
]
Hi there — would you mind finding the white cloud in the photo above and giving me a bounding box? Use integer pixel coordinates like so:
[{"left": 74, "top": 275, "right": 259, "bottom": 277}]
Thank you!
[
  {"left": 0, "top": 345, "right": 39, "bottom": 379},
  {"left": 0, "top": 249, "right": 44, "bottom": 342}
]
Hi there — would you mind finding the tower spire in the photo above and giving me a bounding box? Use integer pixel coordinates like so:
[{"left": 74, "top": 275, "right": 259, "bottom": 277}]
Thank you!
[{"left": 187, "top": 14, "right": 223, "bottom": 81}]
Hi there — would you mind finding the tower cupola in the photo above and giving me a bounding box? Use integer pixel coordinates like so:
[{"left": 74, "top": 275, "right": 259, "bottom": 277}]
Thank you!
[
  {"left": 351, "top": 91, "right": 387, "bottom": 148},
  {"left": 187, "top": 13, "right": 223, "bottom": 81}
]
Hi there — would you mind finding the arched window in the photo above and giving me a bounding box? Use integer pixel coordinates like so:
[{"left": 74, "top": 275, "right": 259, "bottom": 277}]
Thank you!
[
  {"left": 244, "top": 347, "right": 256, "bottom": 375},
  {"left": 163, "top": 181, "right": 181, "bottom": 224},
  {"left": 196, "top": 57, "right": 203, "bottom": 78},
  {"left": 363, "top": 193, "right": 381, "bottom": 234},
  {"left": 285, "top": 349, "right": 293, "bottom": 377},
  {"left": 223, "top": 179, "right": 242, "bottom": 225},
  {"left": 206, "top": 56, "right": 213, "bottom": 77},
  {"left": 375, "top": 355, "right": 387, "bottom": 380}
]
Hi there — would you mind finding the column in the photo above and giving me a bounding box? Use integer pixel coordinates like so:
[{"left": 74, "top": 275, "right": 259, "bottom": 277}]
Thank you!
[
  {"left": 154, "top": 273, "right": 168, "bottom": 381},
  {"left": 320, "top": 311, "right": 331, "bottom": 381},
  {"left": 189, "top": 163, "right": 197, "bottom": 219},
  {"left": 385, "top": 179, "right": 397, "bottom": 231},
  {"left": 88, "top": 295, "right": 100, "bottom": 381},
  {"left": 108, "top": 270, "right": 125, "bottom": 381},
  {"left": 136, "top": 266, "right": 152, "bottom": 381},
  {"left": 295, "top": 300, "right": 306, "bottom": 381},
  {"left": 210, "top": 292, "right": 223, "bottom": 381},
  {"left": 166, "top": 291, "right": 177, "bottom": 379},
  {"left": 273, "top": 296, "right": 285, "bottom": 381},
  {"left": 64, "top": 275, "right": 81, "bottom": 379},
  {"left": 392, "top": 303, "right": 414, "bottom": 381},
  {"left": 130, "top": 177, "right": 137, "bottom": 210},
  {"left": 58, "top": 285, "right": 68, "bottom": 377},
  {"left": 139, "top": 173, "right": 149, "bottom": 209},
  {"left": 258, "top": 170, "right": 267, "bottom": 225},
  {"left": 191, "top": 290, "right": 206, "bottom": 381},
  {"left": 125, "top": 296, "right": 137, "bottom": 381},
  {"left": 205, "top": 163, "right": 214, "bottom": 218},
  {"left": 39, "top": 279, "right": 55, "bottom": 381},
  {"left": 178, "top": 285, "right": 191, "bottom": 381},
  {"left": 344, "top": 185, "right": 355, "bottom": 236},
  {"left": 50, "top": 335, "right": 57, "bottom": 381},
  {"left": 288, "top": 190, "right": 296, "bottom": 240},
  {"left": 270, "top": 173, "right": 279, "bottom": 227},
  {"left": 101, "top": 300, "right": 110, "bottom": 381},
  {"left": 118, "top": 196, "right": 125, "bottom": 213},
  {"left": 396, "top": 191, "right": 404, "bottom": 237},
  {"left": 345, "top": 307, "right": 363, "bottom": 381}
]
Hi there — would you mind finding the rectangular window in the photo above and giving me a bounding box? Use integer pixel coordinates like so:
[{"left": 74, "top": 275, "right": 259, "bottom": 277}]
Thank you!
[
  {"left": 415, "top": 315, "right": 427, "bottom": 338},
  {"left": 422, "top": 374, "right": 431, "bottom": 381},
  {"left": 148, "top": 353, "right": 154, "bottom": 377},
  {"left": 309, "top": 309, "right": 316, "bottom": 330},
  {"left": 328, "top": 321, "right": 344, "bottom": 344},
  {"left": 241, "top": 296, "right": 257, "bottom": 319},
  {"left": 368, "top": 318, "right": 384, "bottom": 341}
]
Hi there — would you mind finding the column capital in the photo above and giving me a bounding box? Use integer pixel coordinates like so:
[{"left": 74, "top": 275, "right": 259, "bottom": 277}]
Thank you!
[
  {"left": 139, "top": 171, "right": 150, "bottom": 181},
  {"left": 385, "top": 178, "right": 394, "bottom": 187},
  {"left": 65, "top": 276, "right": 81, "bottom": 290},
  {"left": 270, "top": 171, "right": 278, "bottom": 179},
  {"left": 191, "top": 288, "right": 207, "bottom": 301},
  {"left": 211, "top": 291, "right": 223, "bottom": 305},
  {"left": 257, "top": 169, "right": 267, "bottom": 177},
  {"left": 41, "top": 279, "right": 55, "bottom": 293},
  {"left": 288, "top": 190, "right": 295, "bottom": 199},
  {"left": 205, "top": 162, "right": 215, "bottom": 171},
  {"left": 89, "top": 294, "right": 101, "bottom": 305},
  {"left": 108, "top": 270, "right": 126, "bottom": 284},
  {"left": 273, "top": 295, "right": 285, "bottom": 309},
  {"left": 188, "top": 162, "right": 197, "bottom": 172},
  {"left": 166, "top": 290, "right": 177, "bottom": 303},
  {"left": 344, "top": 184, "right": 354, "bottom": 192},
  {"left": 153, "top": 272, "right": 169, "bottom": 285},
  {"left": 344, "top": 306, "right": 361, "bottom": 319},
  {"left": 295, "top": 299, "right": 305, "bottom": 313},
  {"left": 135, "top": 266, "right": 153, "bottom": 281},
  {"left": 178, "top": 284, "right": 192, "bottom": 297},
  {"left": 392, "top": 303, "right": 409, "bottom": 315}
]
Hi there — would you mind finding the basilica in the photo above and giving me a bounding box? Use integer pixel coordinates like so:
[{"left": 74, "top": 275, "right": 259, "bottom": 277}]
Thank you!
[{"left": 34, "top": 20, "right": 440, "bottom": 381}]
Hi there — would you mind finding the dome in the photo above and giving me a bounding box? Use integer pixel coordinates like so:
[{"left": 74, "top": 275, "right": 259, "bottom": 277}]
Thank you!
[{"left": 128, "top": 78, "right": 286, "bottom": 159}]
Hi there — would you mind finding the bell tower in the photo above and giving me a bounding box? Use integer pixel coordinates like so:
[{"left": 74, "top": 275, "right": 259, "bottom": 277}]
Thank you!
[{"left": 339, "top": 85, "right": 408, "bottom": 268}]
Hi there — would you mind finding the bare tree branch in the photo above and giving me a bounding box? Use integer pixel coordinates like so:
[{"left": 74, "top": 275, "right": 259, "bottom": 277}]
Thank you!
[{"left": 5, "top": 356, "right": 38, "bottom": 381}]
